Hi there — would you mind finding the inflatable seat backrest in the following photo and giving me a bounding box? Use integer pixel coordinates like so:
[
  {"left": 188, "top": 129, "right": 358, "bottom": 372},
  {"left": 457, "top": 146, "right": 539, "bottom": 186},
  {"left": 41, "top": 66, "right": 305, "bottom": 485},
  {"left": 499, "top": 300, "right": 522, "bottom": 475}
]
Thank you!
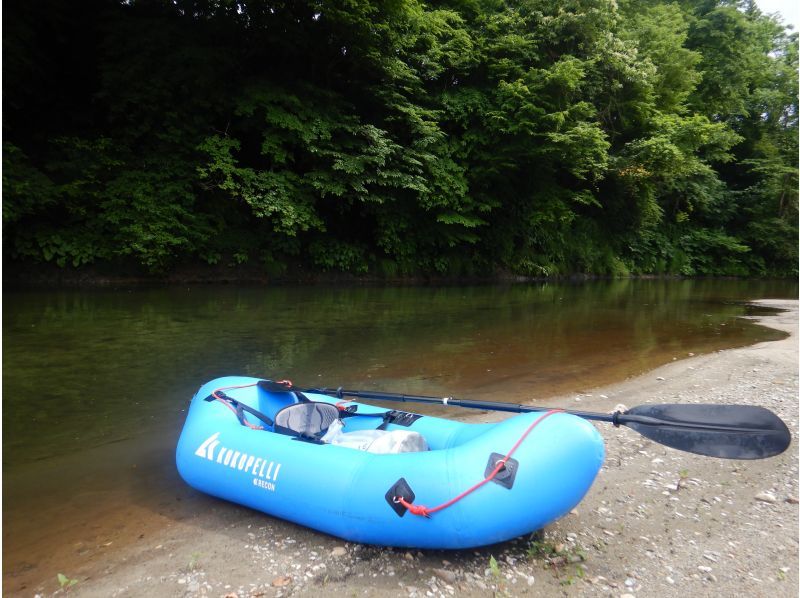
[{"left": 274, "top": 402, "right": 341, "bottom": 440}]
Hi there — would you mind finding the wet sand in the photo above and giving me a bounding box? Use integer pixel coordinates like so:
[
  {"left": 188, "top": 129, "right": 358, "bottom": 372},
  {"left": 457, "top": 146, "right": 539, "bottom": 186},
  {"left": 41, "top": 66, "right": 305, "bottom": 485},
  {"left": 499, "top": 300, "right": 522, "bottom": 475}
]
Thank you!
[{"left": 5, "top": 300, "right": 798, "bottom": 597}]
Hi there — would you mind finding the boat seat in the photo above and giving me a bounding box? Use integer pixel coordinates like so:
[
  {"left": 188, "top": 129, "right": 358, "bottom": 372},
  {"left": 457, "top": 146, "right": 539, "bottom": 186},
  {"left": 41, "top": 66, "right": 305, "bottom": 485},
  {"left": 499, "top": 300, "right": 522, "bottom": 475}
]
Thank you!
[
  {"left": 273, "top": 402, "right": 341, "bottom": 441},
  {"left": 273, "top": 400, "right": 428, "bottom": 453}
]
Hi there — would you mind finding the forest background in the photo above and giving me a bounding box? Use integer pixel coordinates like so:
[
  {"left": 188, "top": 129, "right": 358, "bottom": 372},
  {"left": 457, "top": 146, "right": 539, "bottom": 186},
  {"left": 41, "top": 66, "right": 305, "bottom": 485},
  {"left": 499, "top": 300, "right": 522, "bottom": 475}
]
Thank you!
[{"left": 3, "top": 0, "right": 798, "bottom": 279}]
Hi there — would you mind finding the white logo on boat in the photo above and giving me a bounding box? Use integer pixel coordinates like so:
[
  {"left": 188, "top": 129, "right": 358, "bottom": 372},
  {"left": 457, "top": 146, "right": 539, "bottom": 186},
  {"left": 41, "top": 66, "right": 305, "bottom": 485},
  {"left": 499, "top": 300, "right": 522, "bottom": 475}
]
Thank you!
[
  {"left": 195, "top": 432, "right": 221, "bottom": 459},
  {"left": 194, "top": 433, "right": 282, "bottom": 492}
]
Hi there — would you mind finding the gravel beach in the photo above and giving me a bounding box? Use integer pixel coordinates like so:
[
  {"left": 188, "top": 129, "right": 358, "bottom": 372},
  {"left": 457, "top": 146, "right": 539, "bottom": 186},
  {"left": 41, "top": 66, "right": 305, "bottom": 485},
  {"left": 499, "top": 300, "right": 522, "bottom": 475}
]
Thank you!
[{"left": 30, "top": 299, "right": 799, "bottom": 598}]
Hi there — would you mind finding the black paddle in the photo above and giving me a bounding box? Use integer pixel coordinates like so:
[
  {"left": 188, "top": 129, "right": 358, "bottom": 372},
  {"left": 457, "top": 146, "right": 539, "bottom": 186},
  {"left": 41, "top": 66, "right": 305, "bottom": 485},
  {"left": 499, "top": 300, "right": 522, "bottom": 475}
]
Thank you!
[{"left": 257, "top": 380, "right": 791, "bottom": 460}]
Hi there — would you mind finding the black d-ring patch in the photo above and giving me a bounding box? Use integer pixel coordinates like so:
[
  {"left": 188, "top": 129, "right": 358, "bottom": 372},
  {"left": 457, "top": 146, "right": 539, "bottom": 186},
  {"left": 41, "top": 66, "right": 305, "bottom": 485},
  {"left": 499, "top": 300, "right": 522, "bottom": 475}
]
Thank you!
[
  {"left": 485, "top": 452, "right": 519, "bottom": 490},
  {"left": 385, "top": 477, "right": 415, "bottom": 517}
]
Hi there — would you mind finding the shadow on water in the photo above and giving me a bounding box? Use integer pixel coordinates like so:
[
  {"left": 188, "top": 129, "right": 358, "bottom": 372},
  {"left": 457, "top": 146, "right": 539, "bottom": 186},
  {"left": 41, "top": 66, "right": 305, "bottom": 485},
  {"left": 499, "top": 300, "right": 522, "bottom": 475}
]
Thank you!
[{"left": 2, "top": 278, "right": 796, "bottom": 592}]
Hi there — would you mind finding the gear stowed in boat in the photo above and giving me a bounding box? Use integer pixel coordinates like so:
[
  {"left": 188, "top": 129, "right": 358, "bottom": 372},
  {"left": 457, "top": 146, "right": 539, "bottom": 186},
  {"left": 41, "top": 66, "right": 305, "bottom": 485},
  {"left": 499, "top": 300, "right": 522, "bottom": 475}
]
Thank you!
[{"left": 176, "top": 376, "right": 605, "bottom": 549}]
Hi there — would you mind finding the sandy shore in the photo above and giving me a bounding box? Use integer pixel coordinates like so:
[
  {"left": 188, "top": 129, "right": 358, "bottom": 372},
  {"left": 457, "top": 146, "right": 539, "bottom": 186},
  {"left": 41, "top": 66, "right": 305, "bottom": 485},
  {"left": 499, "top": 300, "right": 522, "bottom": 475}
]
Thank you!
[{"left": 32, "top": 300, "right": 798, "bottom": 598}]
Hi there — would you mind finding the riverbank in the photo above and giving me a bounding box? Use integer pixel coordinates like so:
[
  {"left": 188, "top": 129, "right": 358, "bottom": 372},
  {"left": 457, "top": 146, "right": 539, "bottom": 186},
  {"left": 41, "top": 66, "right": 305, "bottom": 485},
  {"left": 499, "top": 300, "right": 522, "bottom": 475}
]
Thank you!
[
  {"left": 6, "top": 258, "right": 798, "bottom": 289},
  {"left": 19, "top": 300, "right": 800, "bottom": 598},
  {"left": 0, "top": 259, "right": 555, "bottom": 288}
]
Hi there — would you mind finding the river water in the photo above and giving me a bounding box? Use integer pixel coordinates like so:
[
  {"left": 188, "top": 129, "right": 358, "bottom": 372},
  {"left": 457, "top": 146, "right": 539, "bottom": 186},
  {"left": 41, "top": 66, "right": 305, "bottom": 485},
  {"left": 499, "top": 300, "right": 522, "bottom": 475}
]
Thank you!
[{"left": 2, "top": 279, "right": 796, "bottom": 591}]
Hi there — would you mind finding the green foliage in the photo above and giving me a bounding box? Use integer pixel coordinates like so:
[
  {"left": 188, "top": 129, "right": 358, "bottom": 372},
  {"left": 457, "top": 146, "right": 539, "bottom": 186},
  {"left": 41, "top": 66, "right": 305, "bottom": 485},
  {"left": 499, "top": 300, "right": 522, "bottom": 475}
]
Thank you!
[
  {"left": 187, "top": 552, "right": 201, "bottom": 572},
  {"left": 2, "top": 0, "right": 797, "bottom": 278},
  {"left": 2, "top": 142, "right": 57, "bottom": 226},
  {"left": 57, "top": 573, "right": 78, "bottom": 589},
  {"left": 678, "top": 228, "right": 751, "bottom": 275},
  {"left": 489, "top": 554, "right": 500, "bottom": 576},
  {"left": 621, "top": 3, "right": 702, "bottom": 113},
  {"left": 309, "top": 239, "right": 369, "bottom": 273}
]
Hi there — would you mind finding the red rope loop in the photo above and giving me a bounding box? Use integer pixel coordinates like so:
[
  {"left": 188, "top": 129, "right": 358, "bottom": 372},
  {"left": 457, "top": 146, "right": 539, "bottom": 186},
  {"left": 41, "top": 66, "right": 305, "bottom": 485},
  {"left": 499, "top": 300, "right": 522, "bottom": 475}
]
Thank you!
[
  {"left": 396, "top": 409, "right": 562, "bottom": 518},
  {"left": 396, "top": 497, "right": 431, "bottom": 518},
  {"left": 336, "top": 398, "right": 356, "bottom": 410}
]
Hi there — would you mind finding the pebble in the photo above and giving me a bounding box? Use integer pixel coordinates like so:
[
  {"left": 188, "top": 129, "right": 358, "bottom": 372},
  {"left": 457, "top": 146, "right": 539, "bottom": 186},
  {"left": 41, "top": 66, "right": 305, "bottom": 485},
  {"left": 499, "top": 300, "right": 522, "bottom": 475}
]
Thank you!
[
  {"left": 656, "top": 376, "right": 665, "bottom": 381},
  {"left": 698, "top": 566, "right": 712, "bottom": 573},
  {"left": 271, "top": 576, "right": 292, "bottom": 587},
  {"left": 755, "top": 492, "right": 777, "bottom": 504},
  {"left": 433, "top": 568, "right": 456, "bottom": 584},
  {"left": 785, "top": 497, "right": 799, "bottom": 504},
  {"left": 330, "top": 546, "right": 347, "bottom": 558}
]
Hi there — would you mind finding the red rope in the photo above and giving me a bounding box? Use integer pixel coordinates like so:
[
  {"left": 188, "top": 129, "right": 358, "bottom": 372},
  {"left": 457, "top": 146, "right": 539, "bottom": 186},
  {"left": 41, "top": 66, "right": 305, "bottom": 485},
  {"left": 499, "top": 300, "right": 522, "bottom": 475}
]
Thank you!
[
  {"left": 335, "top": 398, "right": 355, "bottom": 410},
  {"left": 211, "top": 382, "right": 263, "bottom": 430},
  {"left": 395, "top": 409, "right": 562, "bottom": 518}
]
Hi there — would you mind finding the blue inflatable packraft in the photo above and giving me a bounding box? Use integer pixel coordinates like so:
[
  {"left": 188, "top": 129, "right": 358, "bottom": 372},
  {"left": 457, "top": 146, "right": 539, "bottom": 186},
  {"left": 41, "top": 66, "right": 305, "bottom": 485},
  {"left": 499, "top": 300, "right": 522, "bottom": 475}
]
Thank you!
[{"left": 176, "top": 376, "right": 605, "bottom": 549}]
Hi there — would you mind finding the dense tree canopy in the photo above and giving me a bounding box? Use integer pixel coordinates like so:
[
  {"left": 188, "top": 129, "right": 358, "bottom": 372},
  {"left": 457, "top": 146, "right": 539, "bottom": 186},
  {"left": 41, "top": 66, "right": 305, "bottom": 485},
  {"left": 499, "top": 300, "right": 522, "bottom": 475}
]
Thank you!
[{"left": 3, "top": 0, "right": 797, "bottom": 277}]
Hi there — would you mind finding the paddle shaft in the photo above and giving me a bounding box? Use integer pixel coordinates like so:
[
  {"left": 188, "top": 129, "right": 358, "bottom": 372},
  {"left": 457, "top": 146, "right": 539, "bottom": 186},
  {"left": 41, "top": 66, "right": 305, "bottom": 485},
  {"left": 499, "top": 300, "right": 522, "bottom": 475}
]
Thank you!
[
  {"left": 313, "top": 388, "right": 766, "bottom": 432},
  {"left": 319, "top": 389, "right": 608, "bottom": 419}
]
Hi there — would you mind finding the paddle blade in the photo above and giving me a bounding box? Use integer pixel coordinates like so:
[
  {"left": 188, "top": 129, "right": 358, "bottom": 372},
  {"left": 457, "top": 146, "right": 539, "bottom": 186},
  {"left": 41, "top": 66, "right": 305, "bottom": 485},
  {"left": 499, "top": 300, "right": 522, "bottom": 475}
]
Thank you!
[{"left": 619, "top": 404, "right": 791, "bottom": 460}]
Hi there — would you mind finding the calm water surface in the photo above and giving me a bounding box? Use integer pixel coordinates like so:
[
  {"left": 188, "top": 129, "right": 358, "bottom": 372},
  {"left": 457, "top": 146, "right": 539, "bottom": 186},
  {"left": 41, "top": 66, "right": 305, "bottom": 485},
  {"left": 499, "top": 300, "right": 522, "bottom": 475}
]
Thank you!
[{"left": 2, "top": 279, "right": 796, "bottom": 592}]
